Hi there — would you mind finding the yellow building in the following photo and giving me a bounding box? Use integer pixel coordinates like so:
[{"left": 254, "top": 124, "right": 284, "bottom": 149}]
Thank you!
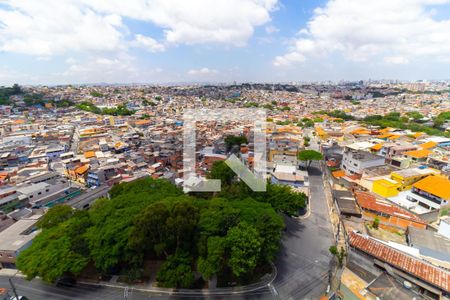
[
  {"left": 372, "top": 178, "right": 401, "bottom": 198},
  {"left": 315, "top": 126, "right": 327, "bottom": 140},
  {"left": 390, "top": 169, "right": 435, "bottom": 191},
  {"left": 373, "top": 168, "right": 440, "bottom": 198}
]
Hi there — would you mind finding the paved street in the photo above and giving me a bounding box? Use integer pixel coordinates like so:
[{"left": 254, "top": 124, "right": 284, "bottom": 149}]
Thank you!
[
  {"left": 0, "top": 277, "right": 272, "bottom": 300},
  {"left": 271, "top": 161, "right": 334, "bottom": 299}
]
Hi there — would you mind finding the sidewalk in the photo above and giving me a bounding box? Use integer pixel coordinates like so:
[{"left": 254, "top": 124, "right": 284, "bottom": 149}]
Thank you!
[
  {"left": 80, "top": 264, "right": 276, "bottom": 296},
  {"left": 0, "top": 269, "right": 25, "bottom": 278}
]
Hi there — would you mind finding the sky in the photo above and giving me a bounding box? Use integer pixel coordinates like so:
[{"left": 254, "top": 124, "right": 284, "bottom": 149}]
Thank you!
[{"left": 1, "top": 0, "right": 450, "bottom": 85}]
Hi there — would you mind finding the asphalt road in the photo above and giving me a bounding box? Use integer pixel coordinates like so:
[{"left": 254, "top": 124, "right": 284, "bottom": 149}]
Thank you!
[
  {"left": 0, "top": 277, "right": 272, "bottom": 300},
  {"left": 271, "top": 161, "right": 334, "bottom": 299}
]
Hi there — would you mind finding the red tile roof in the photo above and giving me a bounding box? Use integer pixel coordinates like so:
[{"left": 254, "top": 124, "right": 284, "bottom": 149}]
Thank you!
[
  {"left": 349, "top": 232, "right": 450, "bottom": 293},
  {"left": 355, "top": 191, "right": 425, "bottom": 224}
]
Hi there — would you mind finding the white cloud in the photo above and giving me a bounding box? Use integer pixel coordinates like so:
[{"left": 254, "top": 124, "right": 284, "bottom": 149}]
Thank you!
[
  {"left": 265, "top": 25, "right": 279, "bottom": 34},
  {"left": 61, "top": 55, "right": 137, "bottom": 83},
  {"left": 187, "top": 67, "right": 218, "bottom": 75},
  {"left": 133, "top": 34, "right": 165, "bottom": 52},
  {"left": 384, "top": 56, "right": 409, "bottom": 65},
  {"left": 273, "top": 52, "right": 305, "bottom": 67},
  {"left": 86, "top": 0, "right": 278, "bottom": 46},
  {"left": 0, "top": 0, "right": 124, "bottom": 56},
  {"left": 0, "top": 0, "right": 278, "bottom": 57},
  {"left": 273, "top": 0, "right": 450, "bottom": 67},
  {"left": 65, "top": 57, "right": 77, "bottom": 65},
  {"left": 55, "top": 53, "right": 168, "bottom": 84}
]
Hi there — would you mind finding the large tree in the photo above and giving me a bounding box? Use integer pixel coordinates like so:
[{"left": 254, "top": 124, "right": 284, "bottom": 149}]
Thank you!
[
  {"left": 197, "top": 236, "right": 226, "bottom": 280},
  {"left": 298, "top": 149, "right": 323, "bottom": 168},
  {"left": 36, "top": 204, "right": 74, "bottom": 229},
  {"left": 208, "top": 160, "right": 236, "bottom": 186},
  {"left": 16, "top": 211, "right": 91, "bottom": 282},
  {"left": 226, "top": 222, "right": 262, "bottom": 277},
  {"left": 224, "top": 135, "right": 248, "bottom": 152},
  {"left": 129, "top": 201, "right": 171, "bottom": 257},
  {"left": 156, "top": 252, "right": 195, "bottom": 288}
]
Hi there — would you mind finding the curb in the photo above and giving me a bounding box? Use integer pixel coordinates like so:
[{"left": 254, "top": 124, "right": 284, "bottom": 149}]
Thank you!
[{"left": 77, "top": 263, "right": 277, "bottom": 296}]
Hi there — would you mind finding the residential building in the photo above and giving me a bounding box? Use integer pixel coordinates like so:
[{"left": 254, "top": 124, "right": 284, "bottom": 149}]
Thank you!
[
  {"left": 349, "top": 231, "right": 450, "bottom": 299},
  {"left": 271, "top": 164, "right": 308, "bottom": 188},
  {"left": 341, "top": 147, "right": 385, "bottom": 177},
  {"left": 407, "top": 226, "right": 450, "bottom": 267},
  {"left": 0, "top": 214, "right": 42, "bottom": 268},
  {"left": 355, "top": 191, "right": 427, "bottom": 229},
  {"left": 408, "top": 176, "right": 450, "bottom": 211}
]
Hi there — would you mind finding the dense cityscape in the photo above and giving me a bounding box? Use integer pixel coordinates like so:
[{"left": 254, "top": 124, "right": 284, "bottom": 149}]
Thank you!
[{"left": 0, "top": 81, "right": 448, "bottom": 300}]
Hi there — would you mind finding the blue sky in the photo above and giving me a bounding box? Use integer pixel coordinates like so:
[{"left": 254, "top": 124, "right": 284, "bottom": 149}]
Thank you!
[{"left": 1, "top": 0, "right": 450, "bottom": 85}]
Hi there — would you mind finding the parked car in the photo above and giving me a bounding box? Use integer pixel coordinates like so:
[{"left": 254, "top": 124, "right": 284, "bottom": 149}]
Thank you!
[{"left": 55, "top": 275, "right": 76, "bottom": 287}]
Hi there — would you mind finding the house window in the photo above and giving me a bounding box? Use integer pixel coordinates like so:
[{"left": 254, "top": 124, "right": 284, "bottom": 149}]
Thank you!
[
  {"left": 29, "top": 195, "right": 33, "bottom": 198},
  {"left": 45, "top": 189, "right": 49, "bottom": 192},
  {"left": 38, "top": 192, "right": 42, "bottom": 195}
]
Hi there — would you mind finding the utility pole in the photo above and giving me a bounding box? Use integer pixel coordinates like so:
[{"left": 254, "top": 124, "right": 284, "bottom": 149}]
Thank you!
[{"left": 8, "top": 278, "right": 19, "bottom": 300}]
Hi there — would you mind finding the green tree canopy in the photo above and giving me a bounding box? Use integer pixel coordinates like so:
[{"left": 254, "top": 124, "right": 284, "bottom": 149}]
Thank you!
[
  {"left": 207, "top": 160, "right": 236, "bottom": 186},
  {"left": 16, "top": 211, "right": 91, "bottom": 282},
  {"left": 298, "top": 150, "right": 323, "bottom": 168},
  {"left": 36, "top": 205, "right": 74, "bottom": 229},
  {"left": 224, "top": 135, "right": 248, "bottom": 151},
  {"left": 406, "top": 111, "right": 423, "bottom": 121},
  {"left": 17, "top": 177, "right": 290, "bottom": 287},
  {"left": 156, "top": 251, "right": 195, "bottom": 288},
  {"left": 226, "top": 222, "right": 262, "bottom": 277}
]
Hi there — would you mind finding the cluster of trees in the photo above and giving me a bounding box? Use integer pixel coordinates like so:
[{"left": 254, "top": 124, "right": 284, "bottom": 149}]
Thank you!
[
  {"left": 433, "top": 112, "right": 450, "bottom": 129},
  {"left": 297, "top": 117, "right": 323, "bottom": 128},
  {"left": 244, "top": 101, "right": 259, "bottom": 108},
  {"left": 276, "top": 120, "right": 291, "bottom": 126},
  {"left": 23, "top": 93, "right": 46, "bottom": 106},
  {"left": 17, "top": 173, "right": 307, "bottom": 288},
  {"left": 142, "top": 99, "right": 156, "bottom": 106},
  {"left": 90, "top": 91, "right": 104, "bottom": 98},
  {"left": 267, "top": 117, "right": 324, "bottom": 128},
  {"left": 209, "top": 161, "right": 308, "bottom": 217},
  {"left": 313, "top": 110, "right": 355, "bottom": 121},
  {"left": 0, "top": 84, "right": 22, "bottom": 105},
  {"left": 263, "top": 103, "right": 274, "bottom": 110},
  {"left": 363, "top": 111, "right": 450, "bottom": 138},
  {"left": 53, "top": 99, "right": 75, "bottom": 108},
  {"left": 224, "top": 135, "right": 248, "bottom": 152},
  {"left": 0, "top": 85, "right": 75, "bottom": 108},
  {"left": 76, "top": 101, "right": 134, "bottom": 116},
  {"left": 23, "top": 94, "right": 74, "bottom": 108},
  {"left": 303, "top": 136, "right": 311, "bottom": 147}
]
